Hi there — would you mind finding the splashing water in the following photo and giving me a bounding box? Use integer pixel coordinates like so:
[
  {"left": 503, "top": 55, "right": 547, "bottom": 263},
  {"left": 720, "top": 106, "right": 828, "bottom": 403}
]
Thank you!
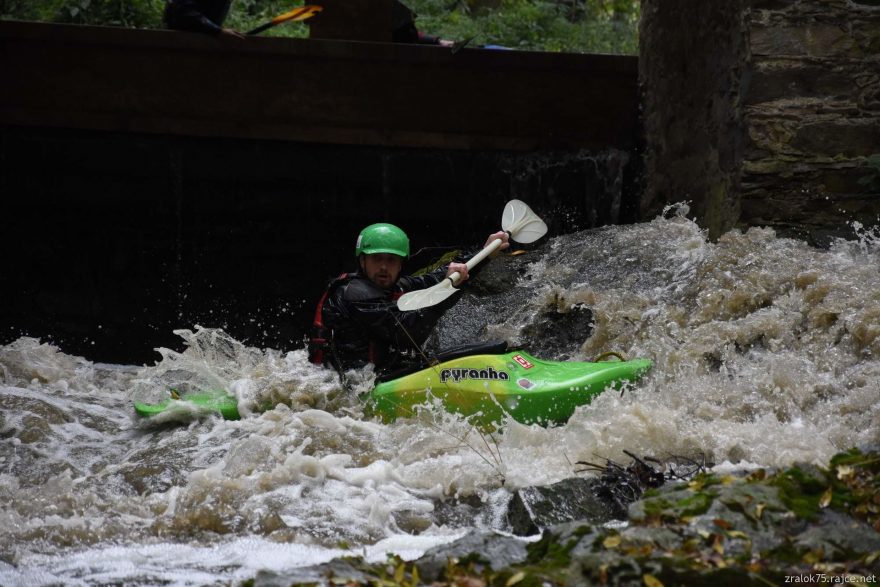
[{"left": 2, "top": 209, "right": 878, "bottom": 584}]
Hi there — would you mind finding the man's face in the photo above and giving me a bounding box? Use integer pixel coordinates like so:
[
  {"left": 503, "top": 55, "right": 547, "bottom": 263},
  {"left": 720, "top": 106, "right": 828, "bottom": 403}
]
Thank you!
[{"left": 360, "top": 253, "right": 403, "bottom": 289}]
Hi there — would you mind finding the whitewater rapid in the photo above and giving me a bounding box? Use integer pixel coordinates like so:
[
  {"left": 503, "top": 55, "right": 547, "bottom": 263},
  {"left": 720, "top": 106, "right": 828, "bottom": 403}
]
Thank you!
[{"left": 2, "top": 208, "right": 878, "bottom": 585}]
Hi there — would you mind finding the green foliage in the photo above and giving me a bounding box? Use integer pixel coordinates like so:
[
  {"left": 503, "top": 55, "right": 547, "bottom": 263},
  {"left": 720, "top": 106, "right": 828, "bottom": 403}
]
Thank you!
[
  {"left": 408, "top": 0, "right": 639, "bottom": 54},
  {"left": 412, "top": 249, "right": 461, "bottom": 277},
  {"left": 674, "top": 491, "right": 715, "bottom": 517},
  {"left": 1, "top": 0, "right": 164, "bottom": 28},
  {"left": 2, "top": 0, "right": 639, "bottom": 53},
  {"left": 0, "top": 0, "right": 39, "bottom": 20},
  {"left": 525, "top": 529, "right": 576, "bottom": 566},
  {"left": 771, "top": 464, "right": 828, "bottom": 521},
  {"left": 827, "top": 448, "right": 880, "bottom": 531},
  {"left": 640, "top": 487, "right": 717, "bottom": 522},
  {"left": 762, "top": 449, "right": 880, "bottom": 530}
]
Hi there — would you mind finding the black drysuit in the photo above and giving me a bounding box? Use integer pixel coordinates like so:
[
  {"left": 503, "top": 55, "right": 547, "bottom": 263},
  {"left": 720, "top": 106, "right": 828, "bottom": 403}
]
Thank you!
[
  {"left": 309, "top": 264, "right": 461, "bottom": 374},
  {"left": 163, "top": 0, "right": 232, "bottom": 35}
]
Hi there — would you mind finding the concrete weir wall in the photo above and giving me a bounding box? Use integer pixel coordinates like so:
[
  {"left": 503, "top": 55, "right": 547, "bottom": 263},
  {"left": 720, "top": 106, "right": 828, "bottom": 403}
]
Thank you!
[
  {"left": 0, "top": 20, "right": 639, "bottom": 363},
  {"left": 640, "top": 0, "right": 880, "bottom": 242}
]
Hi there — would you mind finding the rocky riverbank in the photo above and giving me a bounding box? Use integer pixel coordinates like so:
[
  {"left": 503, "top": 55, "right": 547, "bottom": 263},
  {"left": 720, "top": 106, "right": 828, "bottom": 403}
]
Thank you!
[{"left": 250, "top": 449, "right": 879, "bottom": 586}]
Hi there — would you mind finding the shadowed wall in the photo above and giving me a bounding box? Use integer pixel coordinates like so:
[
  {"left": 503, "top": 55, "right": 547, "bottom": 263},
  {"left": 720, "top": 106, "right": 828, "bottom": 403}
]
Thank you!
[{"left": 0, "top": 20, "right": 640, "bottom": 363}]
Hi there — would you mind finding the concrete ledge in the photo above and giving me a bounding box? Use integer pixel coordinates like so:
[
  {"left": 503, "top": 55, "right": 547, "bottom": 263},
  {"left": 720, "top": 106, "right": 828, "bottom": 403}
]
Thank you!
[{"left": 0, "top": 20, "right": 638, "bottom": 151}]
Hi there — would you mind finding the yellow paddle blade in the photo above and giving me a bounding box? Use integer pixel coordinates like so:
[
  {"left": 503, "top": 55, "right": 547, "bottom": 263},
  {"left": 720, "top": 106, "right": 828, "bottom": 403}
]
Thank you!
[
  {"left": 247, "top": 5, "right": 322, "bottom": 35},
  {"left": 272, "top": 5, "right": 322, "bottom": 25}
]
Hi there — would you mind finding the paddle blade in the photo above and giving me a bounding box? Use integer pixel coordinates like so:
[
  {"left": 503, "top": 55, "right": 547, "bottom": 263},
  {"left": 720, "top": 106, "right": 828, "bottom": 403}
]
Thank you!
[
  {"left": 274, "top": 5, "right": 322, "bottom": 24},
  {"left": 247, "top": 5, "right": 322, "bottom": 35},
  {"left": 502, "top": 199, "right": 547, "bottom": 244},
  {"left": 396, "top": 278, "right": 459, "bottom": 311}
]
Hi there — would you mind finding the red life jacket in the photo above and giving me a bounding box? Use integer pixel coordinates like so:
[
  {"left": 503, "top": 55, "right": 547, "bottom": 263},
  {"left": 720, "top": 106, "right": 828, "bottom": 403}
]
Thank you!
[
  {"left": 308, "top": 272, "right": 406, "bottom": 366},
  {"left": 308, "top": 272, "right": 353, "bottom": 365}
]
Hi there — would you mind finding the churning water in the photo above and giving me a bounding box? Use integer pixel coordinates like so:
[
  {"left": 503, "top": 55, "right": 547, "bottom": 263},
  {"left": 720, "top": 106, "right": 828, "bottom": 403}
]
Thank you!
[{"left": 2, "top": 207, "right": 879, "bottom": 585}]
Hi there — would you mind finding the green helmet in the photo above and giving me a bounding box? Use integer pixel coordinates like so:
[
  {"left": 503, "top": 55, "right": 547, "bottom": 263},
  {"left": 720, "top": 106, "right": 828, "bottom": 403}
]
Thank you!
[{"left": 355, "top": 223, "right": 410, "bottom": 258}]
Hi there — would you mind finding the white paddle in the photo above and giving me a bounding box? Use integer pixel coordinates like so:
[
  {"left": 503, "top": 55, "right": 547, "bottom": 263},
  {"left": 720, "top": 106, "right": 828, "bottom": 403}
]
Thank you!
[{"left": 397, "top": 199, "right": 547, "bottom": 311}]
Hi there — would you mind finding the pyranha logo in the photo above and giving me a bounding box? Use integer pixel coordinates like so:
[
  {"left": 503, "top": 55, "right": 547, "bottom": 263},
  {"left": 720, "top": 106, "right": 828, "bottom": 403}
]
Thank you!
[{"left": 440, "top": 366, "right": 510, "bottom": 384}]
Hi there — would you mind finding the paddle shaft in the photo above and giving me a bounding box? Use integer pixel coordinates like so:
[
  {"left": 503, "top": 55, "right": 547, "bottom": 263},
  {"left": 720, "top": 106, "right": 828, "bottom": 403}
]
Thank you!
[
  {"left": 396, "top": 200, "right": 545, "bottom": 311},
  {"left": 247, "top": 22, "right": 274, "bottom": 35},
  {"left": 445, "top": 235, "right": 505, "bottom": 286}
]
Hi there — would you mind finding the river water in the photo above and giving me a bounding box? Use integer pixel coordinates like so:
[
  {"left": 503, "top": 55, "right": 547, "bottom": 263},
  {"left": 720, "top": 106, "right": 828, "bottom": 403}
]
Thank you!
[{"left": 2, "top": 207, "right": 879, "bottom": 585}]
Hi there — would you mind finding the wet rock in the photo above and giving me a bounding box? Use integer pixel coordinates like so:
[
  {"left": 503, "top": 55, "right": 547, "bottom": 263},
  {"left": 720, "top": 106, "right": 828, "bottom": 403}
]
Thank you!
[
  {"left": 413, "top": 529, "right": 531, "bottom": 579},
  {"left": 254, "top": 530, "right": 530, "bottom": 587},
  {"left": 518, "top": 302, "right": 594, "bottom": 359},
  {"left": 467, "top": 248, "right": 545, "bottom": 297},
  {"left": 467, "top": 453, "right": 676, "bottom": 537},
  {"left": 250, "top": 451, "right": 880, "bottom": 586},
  {"left": 794, "top": 509, "right": 880, "bottom": 560},
  {"left": 507, "top": 477, "right": 618, "bottom": 536},
  {"left": 253, "top": 558, "right": 374, "bottom": 587},
  {"left": 566, "top": 455, "right": 880, "bottom": 584},
  {"left": 431, "top": 493, "right": 487, "bottom": 528}
]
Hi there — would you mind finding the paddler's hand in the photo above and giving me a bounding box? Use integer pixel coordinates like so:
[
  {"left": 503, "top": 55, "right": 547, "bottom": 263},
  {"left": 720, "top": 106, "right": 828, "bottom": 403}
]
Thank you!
[
  {"left": 219, "top": 27, "right": 246, "bottom": 40},
  {"left": 446, "top": 261, "right": 469, "bottom": 285},
  {"left": 485, "top": 231, "right": 510, "bottom": 257}
]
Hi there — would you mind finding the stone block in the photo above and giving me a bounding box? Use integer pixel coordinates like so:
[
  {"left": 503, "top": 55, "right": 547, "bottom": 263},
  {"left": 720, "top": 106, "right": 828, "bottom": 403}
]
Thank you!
[
  {"left": 857, "top": 71, "right": 880, "bottom": 110},
  {"left": 852, "top": 17, "right": 880, "bottom": 55},
  {"left": 746, "top": 118, "right": 797, "bottom": 155},
  {"left": 746, "top": 61, "right": 855, "bottom": 105},
  {"left": 750, "top": 0, "right": 796, "bottom": 10},
  {"left": 791, "top": 118, "right": 880, "bottom": 157},
  {"left": 751, "top": 24, "right": 854, "bottom": 58}
]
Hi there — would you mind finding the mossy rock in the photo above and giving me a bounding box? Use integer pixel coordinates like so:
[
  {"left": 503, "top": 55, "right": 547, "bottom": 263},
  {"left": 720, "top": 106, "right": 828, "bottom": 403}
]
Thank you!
[{"left": 250, "top": 451, "right": 880, "bottom": 586}]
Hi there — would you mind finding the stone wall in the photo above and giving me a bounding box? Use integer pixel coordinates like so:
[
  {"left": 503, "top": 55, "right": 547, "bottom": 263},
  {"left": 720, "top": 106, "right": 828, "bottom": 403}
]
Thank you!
[
  {"left": 640, "top": 0, "right": 880, "bottom": 242},
  {"left": 742, "top": 0, "right": 880, "bottom": 242}
]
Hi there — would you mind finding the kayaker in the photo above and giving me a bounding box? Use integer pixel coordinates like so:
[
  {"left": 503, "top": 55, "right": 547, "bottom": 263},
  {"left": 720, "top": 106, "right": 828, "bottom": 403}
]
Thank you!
[
  {"left": 163, "top": 0, "right": 245, "bottom": 39},
  {"left": 392, "top": 1, "right": 454, "bottom": 47},
  {"left": 309, "top": 223, "right": 509, "bottom": 376}
]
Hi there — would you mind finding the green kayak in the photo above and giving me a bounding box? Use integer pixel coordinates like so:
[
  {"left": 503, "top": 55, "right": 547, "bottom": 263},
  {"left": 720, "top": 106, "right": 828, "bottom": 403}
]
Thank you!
[
  {"left": 133, "top": 346, "right": 651, "bottom": 427},
  {"left": 367, "top": 348, "right": 651, "bottom": 427}
]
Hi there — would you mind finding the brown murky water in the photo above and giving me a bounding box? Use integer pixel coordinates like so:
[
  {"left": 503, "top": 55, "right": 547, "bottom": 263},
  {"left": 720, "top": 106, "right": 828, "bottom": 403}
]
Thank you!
[{"left": 2, "top": 207, "right": 878, "bottom": 585}]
